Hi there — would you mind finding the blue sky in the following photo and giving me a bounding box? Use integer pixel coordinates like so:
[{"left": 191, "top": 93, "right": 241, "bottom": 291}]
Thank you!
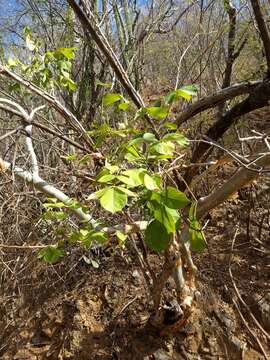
[{"left": 0, "top": 0, "right": 19, "bottom": 14}]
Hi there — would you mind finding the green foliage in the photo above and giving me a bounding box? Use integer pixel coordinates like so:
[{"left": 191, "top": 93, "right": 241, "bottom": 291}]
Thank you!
[
  {"left": 37, "top": 246, "right": 64, "bottom": 264},
  {"left": 102, "top": 92, "right": 130, "bottom": 110},
  {"left": 7, "top": 27, "right": 78, "bottom": 92},
  {"left": 124, "top": 130, "right": 189, "bottom": 162},
  {"left": 145, "top": 106, "right": 169, "bottom": 119},
  {"left": 189, "top": 219, "right": 206, "bottom": 252},
  {"left": 165, "top": 85, "right": 198, "bottom": 104},
  {"left": 38, "top": 83, "right": 203, "bottom": 263},
  {"left": 188, "top": 204, "right": 206, "bottom": 252},
  {"left": 70, "top": 228, "right": 108, "bottom": 248},
  {"left": 100, "top": 187, "right": 128, "bottom": 213},
  {"left": 145, "top": 220, "right": 171, "bottom": 251},
  {"left": 160, "top": 187, "right": 190, "bottom": 209}
]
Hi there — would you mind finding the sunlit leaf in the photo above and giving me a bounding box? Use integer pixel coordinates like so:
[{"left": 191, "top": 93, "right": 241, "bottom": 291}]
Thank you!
[
  {"left": 150, "top": 141, "right": 175, "bottom": 155},
  {"left": 116, "top": 186, "right": 137, "bottom": 197},
  {"left": 121, "top": 168, "right": 146, "bottom": 186},
  {"left": 116, "top": 230, "right": 127, "bottom": 242},
  {"left": 100, "top": 187, "right": 127, "bottom": 213},
  {"left": 143, "top": 173, "right": 160, "bottom": 190},
  {"left": 102, "top": 93, "right": 122, "bottom": 106},
  {"left": 56, "top": 47, "right": 77, "bottom": 59},
  {"left": 118, "top": 101, "right": 130, "bottom": 110},
  {"left": 146, "top": 106, "right": 169, "bottom": 119},
  {"left": 97, "top": 174, "right": 116, "bottom": 183},
  {"left": 96, "top": 80, "right": 112, "bottom": 88}
]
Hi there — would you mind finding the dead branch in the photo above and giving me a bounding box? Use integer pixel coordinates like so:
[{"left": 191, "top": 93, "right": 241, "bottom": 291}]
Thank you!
[
  {"left": 197, "top": 154, "right": 270, "bottom": 219},
  {"left": 183, "top": 79, "right": 270, "bottom": 185}
]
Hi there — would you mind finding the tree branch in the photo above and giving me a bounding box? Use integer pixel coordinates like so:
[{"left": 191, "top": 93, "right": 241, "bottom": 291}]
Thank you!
[
  {"left": 0, "top": 65, "right": 95, "bottom": 150},
  {"left": 0, "top": 103, "right": 103, "bottom": 158},
  {"left": 176, "top": 80, "right": 261, "bottom": 126},
  {"left": 183, "top": 79, "right": 270, "bottom": 185},
  {"left": 197, "top": 154, "right": 270, "bottom": 219},
  {"left": 250, "top": 0, "right": 270, "bottom": 74},
  {"left": 67, "top": 0, "right": 158, "bottom": 135}
]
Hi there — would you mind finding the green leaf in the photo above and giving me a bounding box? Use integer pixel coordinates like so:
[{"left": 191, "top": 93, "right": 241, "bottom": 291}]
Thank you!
[
  {"left": 62, "top": 154, "right": 77, "bottom": 161},
  {"left": 164, "top": 91, "right": 177, "bottom": 105},
  {"left": 7, "top": 58, "right": 18, "bottom": 67},
  {"left": 105, "top": 165, "right": 119, "bottom": 174},
  {"left": 96, "top": 80, "right": 112, "bottom": 88},
  {"left": 117, "top": 175, "right": 137, "bottom": 187},
  {"left": 9, "top": 83, "right": 21, "bottom": 93},
  {"left": 145, "top": 220, "right": 171, "bottom": 252},
  {"left": 121, "top": 168, "right": 145, "bottom": 187},
  {"left": 56, "top": 47, "right": 77, "bottom": 59},
  {"left": 143, "top": 173, "right": 160, "bottom": 190},
  {"left": 189, "top": 220, "right": 206, "bottom": 252},
  {"left": 87, "top": 188, "right": 108, "bottom": 200},
  {"left": 116, "top": 230, "right": 127, "bottom": 242},
  {"left": 42, "top": 211, "right": 67, "bottom": 221},
  {"left": 151, "top": 204, "right": 177, "bottom": 233},
  {"left": 89, "top": 231, "right": 108, "bottom": 245},
  {"left": 37, "top": 246, "right": 64, "bottom": 264},
  {"left": 118, "top": 101, "right": 130, "bottom": 110},
  {"left": 100, "top": 187, "right": 127, "bottom": 213},
  {"left": 161, "top": 187, "right": 190, "bottom": 209},
  {"left": 97, "top": 174, "right": 116, "bottom": 183},
  {"left": 96, "top": 168, "right": 110, "bottom": 180},
  {"left": 162, "top": 133, "right": 189, "bottom": 147},
  {"left": 43, "top": 202, "right": 67, "bottom": 209},
  {"left": 181, "top": 84, "right": 198, "bottom": 94},
  {"left": 150, "top": 141, "right": 175, "bottom": 155},
  {"left": 176, "top": 85, "right": 197, "bottom": 101},
  {"left": 66, "top": 78, "right": 77, "bottom": 91},
  {"left": 124, "top": 145, "right": 142, "bottom": 161},
  {"left": 116, "top": 186, "right": 137, "bottom": 197},
  {"left": 102, "top": 93, "right": 122, "bottom": 106},
  {"left": 143, "top": 133, "right": 158, "bottom": 143},
  {"left": 164, "top": 121, "right": 177, "bottom": 130},
  {"left": 165, "top": 85, "right": 197, "bottom": 104},
  {"left": 146, "top": 106, "right": 169, "bottom": 119}
]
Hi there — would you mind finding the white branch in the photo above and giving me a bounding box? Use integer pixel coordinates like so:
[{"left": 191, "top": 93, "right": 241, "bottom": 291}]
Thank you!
[{"left": 24, "top": 124, "right": 39, "bottom": 177}]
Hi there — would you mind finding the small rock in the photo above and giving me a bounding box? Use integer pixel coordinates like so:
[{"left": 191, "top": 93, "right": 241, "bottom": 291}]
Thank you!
[{"left": 153, "top": 349, "right": 172, "bottom": 360}]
